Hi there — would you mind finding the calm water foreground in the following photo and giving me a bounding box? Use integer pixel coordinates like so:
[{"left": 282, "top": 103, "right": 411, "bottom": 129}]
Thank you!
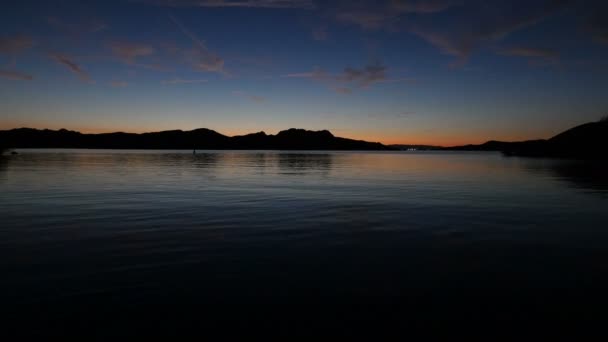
[{"left": 1, "top": 150, "right": 608, "bottom": 337}]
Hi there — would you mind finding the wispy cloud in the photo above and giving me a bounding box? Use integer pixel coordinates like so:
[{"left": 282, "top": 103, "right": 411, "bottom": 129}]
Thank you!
[
  {"left": 284, "top": 70, "right": 322, "bottom": 78},
  {"left": 341, "top": 62, "right": 387, "bottom": 87},
  {"left": 163, "top": 78, "right": 208, "bottom": 84},
  {"left": 499, "top": 47, "right": 559, "bottom": 59},
  {"left": 186, "top": 48, "right": 225, "bottom": 73},
  {"left": 50, "top": 53, "right": 92, "bottom": 82},
  {"left": 409, "top": 0, "right": 570, "bottom": 66},
  {"left": 391, "top": 0, "right": 456, "bottom": 14},
  {"left": 336, "top": 10, "right": 399, "bottom": 30},
  {"left": 169, "top": 14, "right": 225, "bottom": 73},
  {"left": 410, "top": 28, "right": 468, "bottom": 59},
  {"left": 376, "top": 77, "right": 418, "bottom": 84},
  {"left": 110, "top": 81, "right": 128, "bottom": 87},
  {"left": 108, "top": 41, "right": 156, "bottom": 64},
  {"left": 106, "top": 41, "right": 172, "bottom": 71},
  {"left": 0, "top": 69, "right": 33, "bottom": 81},
  {"left": 288, "top": 65, "right": 377, "bottom": 84},
  {"left": 0, "top": 35, "right": 35, "bottom": 54},
  {"left": 335, "top": 0, "right": 456, "bottom": 30},
  {"left": 333, "top": 87, "right": 352, "bottom": 94},
  {"left": 137, "top": 0, "right": 316, "bottom": 9},
  {"left": 285, "top": 61, "right": 408, "bottom": 93}
]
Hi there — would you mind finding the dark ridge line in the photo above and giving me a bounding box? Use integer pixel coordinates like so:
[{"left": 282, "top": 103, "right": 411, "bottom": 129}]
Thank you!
[{"left": 0, "top": 127, "right": 389, "bottom": 151}]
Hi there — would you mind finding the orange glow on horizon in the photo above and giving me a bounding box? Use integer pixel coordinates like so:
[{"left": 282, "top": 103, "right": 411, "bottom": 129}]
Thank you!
[{"left": 0, "top": 121, "right": 549, "bottom": 148}]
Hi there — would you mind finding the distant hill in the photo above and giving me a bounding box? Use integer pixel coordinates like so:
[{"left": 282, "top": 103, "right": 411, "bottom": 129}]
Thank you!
[
  {"left": 0, "top": 127, "right": 389, "bottom": 151},
  {"left": 4, "top": 119, "right": 605, "bottom": 156},
  {"left": 446, "top": 119, "right": 608, "bottom": 159}
]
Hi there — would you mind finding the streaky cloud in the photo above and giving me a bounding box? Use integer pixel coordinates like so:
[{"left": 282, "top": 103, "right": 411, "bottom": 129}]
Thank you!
[
  {"left": 0, "top": 69, "right": 33, "bottom": 81},
  {"left": 169, "top": 14, "right": 225, "bottom": 73},
  {"left": 0, "top": 35, "right": 35, "bottom": 54},
  {"left": 409, "top": 0, "right": 571, "bottom": 66},
  {"left": 335, "top": 0, "right": 456, "bottom": 30},
  {"left": 410, "top": 28, "right": 468, "bottom": 58},
  {"left": 499, "top": 47, "right": 559, "bottom": 59},
  {"left": 108, "top": 41, "right": 155, "bottom": 64},
  {"left": 341, "top": 62, "right": 387, "bottom": 88},
  {"left": 136, "top": 0, "right": 316, "bottom": 9},
  {"left": 110, "top": 81, "right": 128, "bottom": 87},
  {"left": 336, "top": 10, "right": 399, "bottom": 30},
  {"left": 106, "top": 40, "right": 168, "bottom": 71},
  {"left": 284, "top": 61, "right": 407, "bottom": 93},
  {"left": 163, "top": 78, "right": 208, "bottom": 84},
  {"left": 284, "top": 71, "right": 322, "bottom": 78},
  {"left": 391, "top": 0, "right": 456, "bottom": 14},
  {"left": 333, "top": 87, "right": 352, "bottom": 94},
  {"left": 49, "top": 53, "right": 92, "bottom": 82},
  {"left": 376, "top": 77, "right": 417, "bottom": 84}
]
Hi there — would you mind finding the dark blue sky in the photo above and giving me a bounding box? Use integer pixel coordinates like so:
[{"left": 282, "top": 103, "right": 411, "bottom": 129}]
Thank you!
[{"left": 1, "top": 0, "right": 607, "bottom": 145}]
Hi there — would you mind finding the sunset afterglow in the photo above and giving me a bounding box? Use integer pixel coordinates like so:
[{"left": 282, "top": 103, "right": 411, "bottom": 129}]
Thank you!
[{"left": 2, "top": 0, "right": 607, "bottom": 145}]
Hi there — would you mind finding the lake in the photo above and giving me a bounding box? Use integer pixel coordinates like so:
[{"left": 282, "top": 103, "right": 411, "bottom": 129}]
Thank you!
[{"left": 1, "top": 150, "right": 608, "bottom": 337}]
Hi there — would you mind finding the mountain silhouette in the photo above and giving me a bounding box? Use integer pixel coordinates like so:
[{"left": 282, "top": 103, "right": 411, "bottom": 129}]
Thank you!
[
  {"left": 446, "top": 119, "right": 608, "bottom": 159},
  {"left": 3, "top": 119, "right": 605, "bottom": 156},
  {"left": 0, "top": 128, "right": 388, "bottom": 151}
]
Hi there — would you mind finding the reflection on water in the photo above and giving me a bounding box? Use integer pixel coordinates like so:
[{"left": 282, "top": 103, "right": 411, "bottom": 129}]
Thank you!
[
  {"left": 548, "top": 161, "right": 608, "bottom": 193},
  {"left": 1, "top": 150, "right": 608, "bottom": 337},
  {"left": 4, "top": 150, "right": 607, "bottom": 193},
  {"left": 278, "top": 153, "right": 332, "bottom": 175},
  {"left": 192, "top": 152, "right": 222, "bottom": 169},
  {"left": 0, "top": 156, "right": 7, "bottom": 175},
  {"left": 522, "top": 159, "right": 608, "bottom": 194}
]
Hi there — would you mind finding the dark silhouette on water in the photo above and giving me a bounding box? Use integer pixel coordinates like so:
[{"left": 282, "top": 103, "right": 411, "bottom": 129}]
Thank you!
[
  {"left": 0, "top": 127, "right": 388, "bottom": 151},
  {"left": 446, "top": 119, "right": 608, "bottom": 159},
  {"left": 525, "top": 160, "right": 608, "bottom": 194},
  {"left": 0, "top": 146, "right": 17, "bottom": 156}
]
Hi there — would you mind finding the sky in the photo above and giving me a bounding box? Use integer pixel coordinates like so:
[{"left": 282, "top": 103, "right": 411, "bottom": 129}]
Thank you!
[{"left": 1, "top": 0, "right": 608, "bottom": 146}]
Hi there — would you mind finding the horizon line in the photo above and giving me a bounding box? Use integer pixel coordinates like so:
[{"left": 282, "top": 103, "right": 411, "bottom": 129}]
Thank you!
[
  {"left": 2, "top": 126, "right": 453, "bottom": 146},
  {"left": 2, "top": 122, "right": 573, "bottom": 147}
]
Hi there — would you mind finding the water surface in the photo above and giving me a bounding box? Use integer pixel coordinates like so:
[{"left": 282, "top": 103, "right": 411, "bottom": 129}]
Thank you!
[{"left": 1, "top": 150, "right": 607, "bottom": 336}]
